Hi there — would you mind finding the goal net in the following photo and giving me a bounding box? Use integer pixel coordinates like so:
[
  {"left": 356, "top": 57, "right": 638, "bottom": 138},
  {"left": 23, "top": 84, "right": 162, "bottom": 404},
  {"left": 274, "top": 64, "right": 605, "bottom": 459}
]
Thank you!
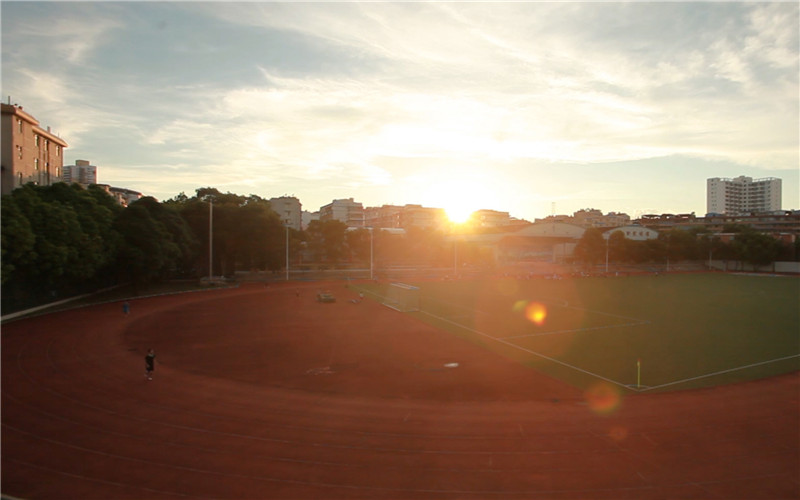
[{"left": 383, "top": 283, "right": 420, "bottom": 312}]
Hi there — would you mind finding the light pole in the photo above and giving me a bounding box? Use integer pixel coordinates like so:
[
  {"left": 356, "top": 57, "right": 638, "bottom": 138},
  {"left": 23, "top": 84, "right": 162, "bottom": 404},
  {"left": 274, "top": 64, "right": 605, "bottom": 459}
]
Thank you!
[
  {"left": 605, "top": 233, "right": 609, "bottom": 274},
  {"left": 208, "top": 200, "right": 213, "bottom": 280},
  {"left": 285, "top": 221, "right": 290, "bottom": 281},
  {"left": 454, "top": 237, "right": 458, "bottom": 277},
  {"left": 369, "top": 227, "right": 374, "bottom": 281}
]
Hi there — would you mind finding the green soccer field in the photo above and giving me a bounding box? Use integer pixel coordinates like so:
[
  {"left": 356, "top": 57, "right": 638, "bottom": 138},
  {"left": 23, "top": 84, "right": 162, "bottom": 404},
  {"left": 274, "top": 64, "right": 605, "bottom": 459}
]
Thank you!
[{"left": 354, "top": 274, "right": 800, "bottom": 393}]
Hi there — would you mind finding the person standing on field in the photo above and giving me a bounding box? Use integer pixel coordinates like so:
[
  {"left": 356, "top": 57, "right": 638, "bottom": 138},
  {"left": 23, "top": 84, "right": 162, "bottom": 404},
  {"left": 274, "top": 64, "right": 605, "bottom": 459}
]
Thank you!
[
  {"left": 122, "top": 301, "right": 130, "bottom": 315},
  {"left": 144, "top": 349, "right": 156, "bottom": 380}
]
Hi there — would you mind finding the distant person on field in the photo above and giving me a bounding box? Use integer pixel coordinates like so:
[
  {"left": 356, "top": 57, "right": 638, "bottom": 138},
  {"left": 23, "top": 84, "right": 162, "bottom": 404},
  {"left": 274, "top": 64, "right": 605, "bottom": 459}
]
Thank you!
[
  {"left": 123, "top": 301, "right": 130, "bottom": 315},
  {"left": 145, "top": 349, "right": 156, "bottom": 380}
]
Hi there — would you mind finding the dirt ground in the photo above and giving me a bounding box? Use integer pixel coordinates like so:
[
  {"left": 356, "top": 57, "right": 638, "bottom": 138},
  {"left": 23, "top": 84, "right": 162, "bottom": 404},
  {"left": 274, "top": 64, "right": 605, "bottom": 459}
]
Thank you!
[{"left": 2, "top": 281, "right": 798, "bottom": 499}]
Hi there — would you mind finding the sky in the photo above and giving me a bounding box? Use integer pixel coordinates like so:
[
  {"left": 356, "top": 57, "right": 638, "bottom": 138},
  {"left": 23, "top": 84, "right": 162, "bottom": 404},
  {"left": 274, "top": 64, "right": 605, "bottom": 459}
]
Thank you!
[{"left": 2, "top": 1, "right": 798, "bottom": 222}]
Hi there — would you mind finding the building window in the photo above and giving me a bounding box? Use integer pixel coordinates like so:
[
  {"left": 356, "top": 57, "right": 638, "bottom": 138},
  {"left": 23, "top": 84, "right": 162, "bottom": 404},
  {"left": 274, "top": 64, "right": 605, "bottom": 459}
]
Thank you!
[
  {"left": 17, "top": 119, "right": 22, "bottom": 133},
  {"left": 34, "top": 158, "right": 39, "bottom": 170},
  {"left": 35, "top": 135, "right": 40, "bottom": 147}
]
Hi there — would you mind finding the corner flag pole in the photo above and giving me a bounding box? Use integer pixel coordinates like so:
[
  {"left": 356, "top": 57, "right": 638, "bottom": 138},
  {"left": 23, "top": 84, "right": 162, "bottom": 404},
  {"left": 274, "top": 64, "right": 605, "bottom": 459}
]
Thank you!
[{"left": 637, "top": 358, "right": 641, "bottom": 388}]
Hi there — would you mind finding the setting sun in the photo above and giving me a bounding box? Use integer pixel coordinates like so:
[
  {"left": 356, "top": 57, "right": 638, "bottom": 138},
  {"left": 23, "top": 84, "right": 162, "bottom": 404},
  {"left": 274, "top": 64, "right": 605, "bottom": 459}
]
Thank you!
[
  {"left": 431, "top": 177, "right": 484, "bottom": 224},
  {"left": 445, "top": 204, "right": 474, "bottom": 224}
]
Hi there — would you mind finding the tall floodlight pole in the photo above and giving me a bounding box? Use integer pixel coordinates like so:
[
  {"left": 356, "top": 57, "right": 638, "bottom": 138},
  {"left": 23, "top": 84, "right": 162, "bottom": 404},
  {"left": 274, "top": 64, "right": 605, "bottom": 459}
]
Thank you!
[
  {"left": 454, "top": 238, "right": 458, "bottom": 277},
  {"left": 208, "top": 200, "right": 213, "bottom": 280},
  {"left": 369, "top": 227, "right": 374, "bottom": 281},
  {"left": 605, "top": 234, "right": 609, "bottom": 274},
  {"left": 285, "top": 221, "right": 289, "bottom": 281}
]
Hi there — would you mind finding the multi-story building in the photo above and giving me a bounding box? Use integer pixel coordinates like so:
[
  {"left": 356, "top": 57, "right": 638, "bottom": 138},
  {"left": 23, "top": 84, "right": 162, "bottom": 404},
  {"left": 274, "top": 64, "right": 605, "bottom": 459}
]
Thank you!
[
  {"left": 536, "top": 210, "right": 630, "bottom": 229},
  {"left": 95, "top": 185, "right": 143, "bottom": 207},
  {"left": 707, "top": 176, "right": 782, "bottom": 215},
  {"left": 470, "top": 209, "right": 511, "bottom": 228},
  {"left": 364, "top": 204, "right": 449, "bottom": 230},
  {"left": 398, "top": 205, "right": 448, "bottom": 230},
  {"left": 364, "top": 205, "right": 403, "bottom": 228},
  {"left": 320, "top": 198, "right": 364, "bottom": 228},
  {"left": 269, "top": 196, "right": 303, "bottom": 230},
  {"left": 1, "top": 102, "right": 68, "bottom": 195},
  {"left": 62, "top": 159, "right": 98, "bottom": 187}
]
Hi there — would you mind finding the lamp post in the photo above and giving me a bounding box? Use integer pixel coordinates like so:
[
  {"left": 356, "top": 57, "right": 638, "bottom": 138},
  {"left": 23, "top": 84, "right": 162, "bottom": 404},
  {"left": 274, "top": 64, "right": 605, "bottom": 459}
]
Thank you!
[
  {"left": 605, "top": 233, "right": 609, "bottom": 274},
  {"left": 369, "top": 227, "right": 374, "bottom": 281},
  {"left": 285, "top": 220, "right": 290, "bottom": 281},
  {"left": 454, "top": 237, "right": 459, "bottom": 277},
  {"left": 208, "top": 200, "right": 213, "bottom": 281}
]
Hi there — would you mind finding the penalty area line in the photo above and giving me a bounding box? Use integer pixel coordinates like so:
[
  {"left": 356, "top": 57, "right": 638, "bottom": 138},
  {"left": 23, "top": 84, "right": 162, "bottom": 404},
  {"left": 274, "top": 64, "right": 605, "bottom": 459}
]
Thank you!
[
  {"left": 637, "top": 353, "right": 800, "bottom": 392},
  {"left": 418, "top": 309, "right": 634, "bottom": 392},
  {"left": 503, "top": 320, "right": 650, "bottom": 340}
]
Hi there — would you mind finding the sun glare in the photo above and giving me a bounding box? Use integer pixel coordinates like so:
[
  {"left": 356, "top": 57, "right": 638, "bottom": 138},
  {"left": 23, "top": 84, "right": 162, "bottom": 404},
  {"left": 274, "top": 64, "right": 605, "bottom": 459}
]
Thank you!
[
  {"left": 438, "top": 178, "right": 483, "bottom": 224},
  {"left": 446, "top": 204, "right": 474, "bottom": 224}
]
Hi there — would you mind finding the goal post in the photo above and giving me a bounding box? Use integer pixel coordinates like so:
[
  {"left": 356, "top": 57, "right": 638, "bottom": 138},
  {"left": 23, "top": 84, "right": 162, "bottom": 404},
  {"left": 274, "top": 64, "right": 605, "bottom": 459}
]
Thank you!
[{"left": 383, "top": 283, "right": 420, "bottom": 312}]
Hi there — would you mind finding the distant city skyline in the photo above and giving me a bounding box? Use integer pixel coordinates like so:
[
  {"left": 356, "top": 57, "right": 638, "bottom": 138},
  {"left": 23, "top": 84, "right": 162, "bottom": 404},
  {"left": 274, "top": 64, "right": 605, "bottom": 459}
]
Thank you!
[{"left": 2, "top": 2, "right": 797, "bottom": 221}]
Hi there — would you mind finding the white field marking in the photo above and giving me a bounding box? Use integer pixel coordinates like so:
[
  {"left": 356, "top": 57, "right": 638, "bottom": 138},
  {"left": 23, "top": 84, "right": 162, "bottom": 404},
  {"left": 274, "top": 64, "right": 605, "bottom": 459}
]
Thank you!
[
  {"left": 503, "top": 320, "right": 650, "bottom": 340},
  {"left": 422, "top": 293, "right": 651, "bottom": 340},
  {"left": 636, "top": 354, "right": 800, "bottom": 392},
  {"left": 418, "top": 309, "right": 634, "bottom": 391},
  {"left": 351, "top": 284, "right": 636, "bottom": 391}
]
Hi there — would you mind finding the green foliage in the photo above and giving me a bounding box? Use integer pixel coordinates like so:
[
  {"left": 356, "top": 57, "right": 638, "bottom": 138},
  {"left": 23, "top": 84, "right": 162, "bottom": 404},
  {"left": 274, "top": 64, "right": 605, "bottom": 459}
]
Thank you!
[
  {"left": 114, "top": 197, "right": 198, "bottom": 283},
  {"left": 573, "top": 227, "right": 605, "bottom": 265},
  {"left": 169, "top": 188, "right": 283, "bottom": 275},
  {"left": 306, "top": 219, "right": 348, "bottom": 264},
  {"left": 1, "top": 196, "right": 35, "bottom": 283}
]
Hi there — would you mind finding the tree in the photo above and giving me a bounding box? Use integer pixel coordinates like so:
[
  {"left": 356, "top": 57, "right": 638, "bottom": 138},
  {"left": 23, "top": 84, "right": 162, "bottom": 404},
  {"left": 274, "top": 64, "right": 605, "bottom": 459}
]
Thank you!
[
  {"left": 0, "top": 196, "right": 35, "bottom": 284},
  {"left": 607, "top": 231, "right": 628, "bottom": 263},
  {"left": 168, "top": 188, "right": 284, "bottom": 276},
  {"left": 306, "top": 219, "right": 348, "bottom": 264},
  {"left": 113, "top": 200, "right": 182, "bottom": 285},
  {"left": 3, "top": 183, "right": 118, "bottom": 293},
  {"left": 733, "top": 229, "right": 782, "bottom": 269},
  {"left": 573, "top": 228, "right": 605, "bottom": 267}
]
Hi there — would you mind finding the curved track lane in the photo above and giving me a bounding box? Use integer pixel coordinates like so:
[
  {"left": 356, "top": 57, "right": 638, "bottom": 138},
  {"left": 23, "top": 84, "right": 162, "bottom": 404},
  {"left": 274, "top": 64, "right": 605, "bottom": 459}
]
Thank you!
[{"left": 3, "top": 283, "right": 798, "bottom": 499}]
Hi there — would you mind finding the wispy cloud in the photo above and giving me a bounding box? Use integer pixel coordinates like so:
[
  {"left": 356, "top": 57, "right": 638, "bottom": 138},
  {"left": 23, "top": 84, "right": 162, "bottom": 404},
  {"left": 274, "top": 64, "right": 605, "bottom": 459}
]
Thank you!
[{"left": 2, "top": 2, "right": 796, "bottom": 216}]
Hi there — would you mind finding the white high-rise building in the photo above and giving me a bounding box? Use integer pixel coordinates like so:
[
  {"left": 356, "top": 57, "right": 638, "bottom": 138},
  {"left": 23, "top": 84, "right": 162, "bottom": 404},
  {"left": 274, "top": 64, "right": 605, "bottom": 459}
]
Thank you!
[
  {"left": 62, "top": 159, "right": 97, "bottom": 187},
  {"left": 320, "top": 198, "right": 364, "bottom": 228},
  {"left": 269, "top": 196, "right": 302, "bottom": 231},
  {"left": 707, "top": 176, "right": 782, "bottom": 215}
]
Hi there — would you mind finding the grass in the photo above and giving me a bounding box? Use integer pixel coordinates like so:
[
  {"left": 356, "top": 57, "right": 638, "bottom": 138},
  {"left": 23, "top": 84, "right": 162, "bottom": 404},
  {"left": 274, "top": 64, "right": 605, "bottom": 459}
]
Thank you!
[{"left": 354, "top": 274, "right": 800, "bottom": 393}]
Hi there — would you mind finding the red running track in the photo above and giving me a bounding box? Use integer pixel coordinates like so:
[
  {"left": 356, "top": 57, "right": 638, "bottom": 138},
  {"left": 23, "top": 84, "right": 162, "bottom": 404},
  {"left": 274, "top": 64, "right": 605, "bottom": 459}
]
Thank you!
[{"left": 2, "top": 282, "right": 798, "bottom": 499}]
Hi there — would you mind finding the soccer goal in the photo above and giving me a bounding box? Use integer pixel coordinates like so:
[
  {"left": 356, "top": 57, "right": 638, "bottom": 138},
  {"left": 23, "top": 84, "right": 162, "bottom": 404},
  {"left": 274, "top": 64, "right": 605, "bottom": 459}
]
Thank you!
[{"left": 383, "top": 283, "right": 420, "bottom": 312}]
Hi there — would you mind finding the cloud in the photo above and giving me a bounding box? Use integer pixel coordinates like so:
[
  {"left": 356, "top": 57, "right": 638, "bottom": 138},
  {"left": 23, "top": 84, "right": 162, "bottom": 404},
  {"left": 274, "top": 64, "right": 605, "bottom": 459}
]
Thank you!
[{"left": 2, "top": 2, "right": 796, "bottom": 214}]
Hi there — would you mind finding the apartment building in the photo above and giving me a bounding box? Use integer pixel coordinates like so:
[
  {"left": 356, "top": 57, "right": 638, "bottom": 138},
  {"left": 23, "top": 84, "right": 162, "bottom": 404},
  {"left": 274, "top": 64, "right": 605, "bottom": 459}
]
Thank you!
[
  {"left": 320, "top": 198, "right": 364, "bottom": 228},
  {"left": 62, "top": 159, "right": 98, "bottom": 187},
  {"left": 269, "top": 196, "right": 303, "bottom": 230},
  {"left": 1, "top": 102, "right": 68, "bottom": 195},
  {"left": 95, "top": 185, "right": 143, "bottom": 207},
  {"left": 364, "top": 204, "right": 449, "bottom": 230},
  {"left": 536, "top": 209, "right": 630, "bottom": 229},
  {"left": 398, "top": 205, "right": 448, "bottom": 230},
  {"left": 364, "top": 205, "right": 403, "bottom": 228},
  {"left": 707, "top": 176, "right": 782, "bottom": 215},
  {"left": 470, "top": 209, "right": 511, "bottom": 228}
]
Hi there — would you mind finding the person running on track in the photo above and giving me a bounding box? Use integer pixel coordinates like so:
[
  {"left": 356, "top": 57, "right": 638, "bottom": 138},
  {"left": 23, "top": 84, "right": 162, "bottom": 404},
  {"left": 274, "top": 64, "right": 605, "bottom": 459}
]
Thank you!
[{"left": 145, "top": 349, "right": 156, "bottom": 380}]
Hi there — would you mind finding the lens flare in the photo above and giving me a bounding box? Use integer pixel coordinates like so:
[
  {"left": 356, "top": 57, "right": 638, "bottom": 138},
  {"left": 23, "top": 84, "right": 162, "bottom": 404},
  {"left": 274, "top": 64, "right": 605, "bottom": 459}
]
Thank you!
[
  {"left": 584, "top": 381, "right": 622, "bottom": 416},
  {"left": 525, "top": 302, "right": 547, "bottom": 326},
  {"left": 512, "top": 299, "right": 528, "bottom": 313}
]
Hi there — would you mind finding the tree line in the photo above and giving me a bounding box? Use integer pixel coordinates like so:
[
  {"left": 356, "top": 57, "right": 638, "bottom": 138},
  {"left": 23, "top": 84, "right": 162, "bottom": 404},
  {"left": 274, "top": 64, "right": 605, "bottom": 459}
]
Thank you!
[
  {"left": 0, "top": 185, "right": 462, "bottom": 312},
  {"left": 573, "top": 226, "right": 798, "bottom": 270},
  {"left": 2, "top": 184, "right": 797, "bottom": 312}
]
